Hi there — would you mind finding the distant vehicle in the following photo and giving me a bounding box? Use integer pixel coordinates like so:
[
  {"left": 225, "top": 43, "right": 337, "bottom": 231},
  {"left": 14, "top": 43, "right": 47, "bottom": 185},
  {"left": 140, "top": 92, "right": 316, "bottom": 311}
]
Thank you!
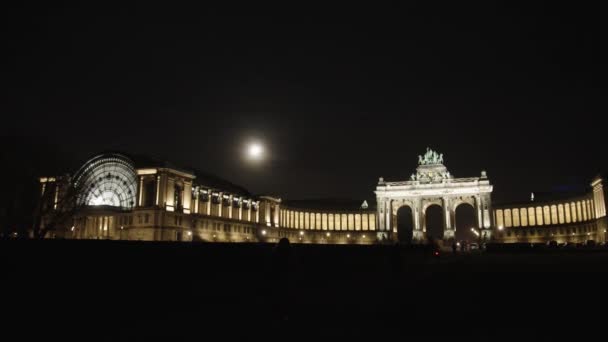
[
  {"left": 469, "top": 243, "right": 479, "bottom": 250},
  {"left": 586, "top": 240, "right": 596, "bottom": 247},
  {"left": 547, "top": 240, "right": 558, "bottom": 248}
]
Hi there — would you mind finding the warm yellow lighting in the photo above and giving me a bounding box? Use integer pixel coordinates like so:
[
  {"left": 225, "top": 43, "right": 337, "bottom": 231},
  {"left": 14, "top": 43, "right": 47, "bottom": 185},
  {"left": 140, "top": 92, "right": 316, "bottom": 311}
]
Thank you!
[
  {"left": 326, "top": 233, "right": 330, "bottom": 237},
  {"left": 136, "top": 169, "right": 158, "bottom": 175},
  {"left": 188, "top": 231, "right": 192, "bottom": 237},
  {"left": 262, "top": 230, "right": 267, "bottom": 236},
  {"left": 347, "top": 234, "right": 350, "bottom": 238},
  {"left": 70, "top": 226, "right": 75, "bottom": 232},
  {"left": 498, "top": 226, "right": 504, "bottom": 231},
  {"left": 362, "top": 235, "right": 366, "bottom": 239},
  {"left": 300, "top": 231, "right": 304, "bottom": 236}
]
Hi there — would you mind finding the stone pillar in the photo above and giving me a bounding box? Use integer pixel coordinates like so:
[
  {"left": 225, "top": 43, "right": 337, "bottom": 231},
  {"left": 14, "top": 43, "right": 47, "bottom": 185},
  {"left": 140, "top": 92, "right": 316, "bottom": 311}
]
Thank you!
[
  {"left": 194, "top": 187, "right": 199, "bottom": 214},
  {"left": 475, "top": 196, "right": 482, "bottom": 229},
  {"left": 228, "top": 195, "right": 233, "bottom": 219},
  {"left": 155, "top": 175, "right": 161, "bottom": 206},
  {"left": 377, "top": 198, "right": 385, "bottom": 231},
  {"left": 481, "top": 194, "right": 493, "bottom": 241},
  {"left": 274, "top": 203, "right": 280, "bottom": 228},
  {"left": 137, "top": 176, "right": 144, "bottom": 207},
  {"left": 443, "top": 197, "right": 455, "bottom": 241},
  {"left": 385, "top": 200, "right": 391, "bottom": 233},
  {"left": 239, "top": 198, "right": 243, "bottom": 221},
  {"left": 218, "top": 192, "right": 223, "bottom": 217},
  {"left": 412, "top": 199, "right": 425, "bottom": 243}
]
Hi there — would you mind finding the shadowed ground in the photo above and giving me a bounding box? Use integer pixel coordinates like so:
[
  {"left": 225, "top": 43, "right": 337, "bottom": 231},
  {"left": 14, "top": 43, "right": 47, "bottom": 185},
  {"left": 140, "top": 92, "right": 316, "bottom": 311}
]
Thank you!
[{"left": 2, "top": 240, "right": 607, "bottom": 341}]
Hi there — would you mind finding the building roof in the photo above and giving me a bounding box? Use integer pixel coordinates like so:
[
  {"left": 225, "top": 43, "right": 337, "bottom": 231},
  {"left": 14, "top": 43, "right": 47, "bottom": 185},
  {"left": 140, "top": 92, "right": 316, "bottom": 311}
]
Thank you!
[
  {"left": 495, "top": 187, "right": 590, "bottom": 207},
  {"left": 76, "top": 151, "right": 252, "bottom": 197},
  {"left": 282, "top": 198, "right": 376, "bottom": 211},
  {"left": 190, "top": 168, "right": 251, "bottom": 197}
]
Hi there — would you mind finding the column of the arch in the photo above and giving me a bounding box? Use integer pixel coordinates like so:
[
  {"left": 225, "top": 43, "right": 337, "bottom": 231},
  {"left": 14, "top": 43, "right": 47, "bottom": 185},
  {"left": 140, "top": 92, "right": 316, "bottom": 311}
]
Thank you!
[
  {"left": 194, "top": 187, "right": 199, "bottom": 214},
  {"left": 486, "top": 194, "right": 494, "bottom": 241},
  {"left": 475, "top": 196, "right": 482, "bottom": 229},
  {"left": 386, "top": 200, "right": 392, "bottom": 235},
  {"left": 377, "top": 198, "right": 386, "bottom": 233},
  {"left": 390, "top": 201, "right": 399, "bottom": 242},
  {"left": 443, "top": 197, "right": 455, "bottom": 241},
  {"left": 412, "top": 198, "right": 425, "bottom": 243},
  {"left": 450, "top": 205, "right": 457, "bottom": 238}
]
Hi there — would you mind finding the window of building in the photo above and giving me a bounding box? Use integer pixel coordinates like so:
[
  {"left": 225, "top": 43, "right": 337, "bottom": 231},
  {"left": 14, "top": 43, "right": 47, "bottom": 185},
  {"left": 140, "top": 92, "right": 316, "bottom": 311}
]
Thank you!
[
  {"left": 536, "top": 207, "right": 543, "bottom": 226},
  {"left": 317, "top": 213, "right": 327, "bottom": 230},
  {"left": 174, "top": 184, "right": 183, "bottom": 212},
  {"left": 528, "top": 207, "right": 535, "bottom": 226},
  {"left": 143, "top": 180, "right": 155, "bottom": 207},
  {"left": 496, "top": 210, "right": 504, "bottom": 228},
  {"left": 512, "top": 209, "right": 520, "bottom": 227},
  {"left": 504, "top": 209, "right": 512, "bottom": 228},
  {"left": 543, "top": 206, "right": 551, "bottom": 226},
  {"left": 550, "top": 205, "right": 558, "bottom": 225},
  {"left": 520, "top": 208, "right": 528, "bottom": 227},
  {"left": 582, "top": 201, "right": 588, "bottom": 221},
  {"left": 558, "top": 204, "right": 565, "bottom": 224}
]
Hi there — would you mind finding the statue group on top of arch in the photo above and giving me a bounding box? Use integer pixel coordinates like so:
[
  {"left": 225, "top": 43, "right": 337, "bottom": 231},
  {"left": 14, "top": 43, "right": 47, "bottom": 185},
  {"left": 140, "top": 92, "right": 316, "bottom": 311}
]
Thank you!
[
  {"left": 418, "top": 147, "right": 443, "bottom": 165},
  {"left": 411, "top": 147, "right": 451, "bottom": 183}
]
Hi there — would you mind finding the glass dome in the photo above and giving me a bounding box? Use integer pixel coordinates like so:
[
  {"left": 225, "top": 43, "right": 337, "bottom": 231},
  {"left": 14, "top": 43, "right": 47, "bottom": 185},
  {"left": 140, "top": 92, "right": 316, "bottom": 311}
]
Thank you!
[{"left": 73, "top": 153, "right": 138, "bottom": 209}]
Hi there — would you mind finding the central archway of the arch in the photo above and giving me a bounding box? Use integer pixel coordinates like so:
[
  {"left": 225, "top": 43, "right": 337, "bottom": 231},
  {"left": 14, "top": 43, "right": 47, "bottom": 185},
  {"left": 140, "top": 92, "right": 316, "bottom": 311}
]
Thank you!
[{"left": 375, "top": 148, "right": 494, "bottom": 244}]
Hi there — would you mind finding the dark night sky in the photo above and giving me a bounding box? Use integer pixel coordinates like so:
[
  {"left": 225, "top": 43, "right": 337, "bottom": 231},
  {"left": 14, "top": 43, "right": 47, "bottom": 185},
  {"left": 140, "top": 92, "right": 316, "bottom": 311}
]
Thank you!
[{"left": 3, "top": 2, "right": 607, "bottom": 204}]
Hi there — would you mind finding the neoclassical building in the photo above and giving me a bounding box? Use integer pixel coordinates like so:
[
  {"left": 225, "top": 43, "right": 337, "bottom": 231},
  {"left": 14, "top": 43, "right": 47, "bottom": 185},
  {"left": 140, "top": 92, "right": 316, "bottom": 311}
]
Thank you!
[{"left": 37, "top": 150, "right": 607, "bottom": 245}]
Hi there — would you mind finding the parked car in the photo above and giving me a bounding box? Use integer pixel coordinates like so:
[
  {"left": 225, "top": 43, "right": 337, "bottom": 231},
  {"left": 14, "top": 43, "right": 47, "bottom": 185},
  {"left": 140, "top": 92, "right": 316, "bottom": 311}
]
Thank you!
[{"left": 469, "top": 243, "right": 479, "bottom": 250}]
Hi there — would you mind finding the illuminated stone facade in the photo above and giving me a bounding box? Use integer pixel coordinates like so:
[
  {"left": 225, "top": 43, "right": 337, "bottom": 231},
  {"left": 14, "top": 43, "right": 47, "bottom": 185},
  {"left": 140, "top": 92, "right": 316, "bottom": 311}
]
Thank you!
[
  {"left": 376, "top": 148, "right": 493, "bottom": 243},
  {"left": 37, "top": 151, "right": 607, "bottom": 245},
  {"left": 38, "top": 153, "right": 376, "bottom": 244},
  {"left": 493, "top": 175, "right": 608, "bottom": 244}
]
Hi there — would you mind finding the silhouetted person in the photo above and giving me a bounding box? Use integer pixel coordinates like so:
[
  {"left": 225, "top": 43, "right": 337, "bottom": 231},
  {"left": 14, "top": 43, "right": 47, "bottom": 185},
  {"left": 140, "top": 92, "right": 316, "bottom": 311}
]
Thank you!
[{"left": 452, "top": 241, "right": 457, "bottom": 254}]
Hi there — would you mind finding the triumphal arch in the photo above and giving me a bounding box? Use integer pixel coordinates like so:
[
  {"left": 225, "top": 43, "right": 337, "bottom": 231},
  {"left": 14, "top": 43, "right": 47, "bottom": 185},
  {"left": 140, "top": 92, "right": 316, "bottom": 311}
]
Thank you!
[{"left": 375, "top": 148, "right": 494, "bottom": 243}]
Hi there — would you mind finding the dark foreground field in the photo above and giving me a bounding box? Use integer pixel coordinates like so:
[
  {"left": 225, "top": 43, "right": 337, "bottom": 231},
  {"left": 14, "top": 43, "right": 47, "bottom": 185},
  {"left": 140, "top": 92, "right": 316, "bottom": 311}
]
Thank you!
[{"left": 2, "top": 240, "right": 608, "bottom": 341}]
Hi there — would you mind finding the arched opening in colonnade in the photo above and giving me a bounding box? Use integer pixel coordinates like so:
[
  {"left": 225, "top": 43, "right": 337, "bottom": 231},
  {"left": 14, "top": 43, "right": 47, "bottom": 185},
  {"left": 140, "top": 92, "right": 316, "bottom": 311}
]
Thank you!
[
  {"left": 396, "top": 206, "right": 414, "bottom": 244},
  {"left": 425, "top": 205, "right": 444, "bottom": 242},
  {"left": 455, "top": 203, "right": 477, "bottom": 243}
]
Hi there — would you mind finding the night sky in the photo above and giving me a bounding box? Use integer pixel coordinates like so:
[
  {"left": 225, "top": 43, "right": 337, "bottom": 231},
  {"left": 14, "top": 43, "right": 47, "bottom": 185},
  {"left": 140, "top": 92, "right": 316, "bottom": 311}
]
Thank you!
[{"left": 4, "top": 3, "right": 607, "bottom": 204}]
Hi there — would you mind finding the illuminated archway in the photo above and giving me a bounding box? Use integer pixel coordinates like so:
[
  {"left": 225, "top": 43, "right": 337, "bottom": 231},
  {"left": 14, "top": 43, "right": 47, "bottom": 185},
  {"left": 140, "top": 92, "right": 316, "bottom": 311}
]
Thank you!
[
  {"left": 73, "top": 153, "right": 138, "bottom": 209},
  {"left": 424, "top": 204, "right": 444, "bottom": 241},
  {"left": 396, "top": 205, "right": 414, "bottom": 244},
  {"left": 376, "top": 148, "right": 494, "bottom": 244},
  {"left": 455, "top": 202, "right": 477, "bottom": 242}
]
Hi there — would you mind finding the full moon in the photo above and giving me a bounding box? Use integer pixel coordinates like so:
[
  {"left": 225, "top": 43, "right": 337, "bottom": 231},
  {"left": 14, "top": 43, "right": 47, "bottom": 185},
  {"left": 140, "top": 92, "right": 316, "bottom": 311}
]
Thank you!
[{"left": 247, "top": 143, "right": 264, "bottom": 160}]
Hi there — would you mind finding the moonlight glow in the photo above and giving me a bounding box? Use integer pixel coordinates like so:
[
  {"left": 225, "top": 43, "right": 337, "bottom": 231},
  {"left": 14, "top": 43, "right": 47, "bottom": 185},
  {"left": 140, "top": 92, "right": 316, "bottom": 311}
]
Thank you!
[{"left": 247, "top": 142, "right": 264, "bottom": 160}]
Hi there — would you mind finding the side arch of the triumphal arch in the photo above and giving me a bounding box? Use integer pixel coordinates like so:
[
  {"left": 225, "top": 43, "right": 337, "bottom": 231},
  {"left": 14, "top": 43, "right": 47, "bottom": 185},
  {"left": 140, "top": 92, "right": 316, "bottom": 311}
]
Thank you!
[{"left": 375, "top": 148, "right": 494, "bottom": 244}]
